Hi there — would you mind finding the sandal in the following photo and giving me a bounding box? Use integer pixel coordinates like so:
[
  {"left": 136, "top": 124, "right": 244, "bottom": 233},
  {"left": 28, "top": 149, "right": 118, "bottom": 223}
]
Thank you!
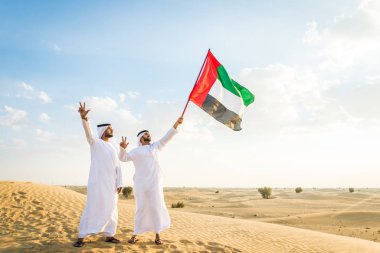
[
  {"left": 105, "top": 237, "right": 120, "bottom": 243},
  {"left": 154, "top": 238, "right": 163, "bottom": 245},
  {"left": 128, "top": 236, "right": 139, "bottom": 244},
  {"left": 73, "top": 240, "right": 85, "bottom": 247}
]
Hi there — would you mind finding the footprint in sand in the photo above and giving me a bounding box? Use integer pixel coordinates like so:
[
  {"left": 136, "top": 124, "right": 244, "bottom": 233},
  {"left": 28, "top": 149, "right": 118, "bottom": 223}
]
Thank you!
[
  {"left": 180, "top": 239, "right": 193, "bottom": 244},
  {"left": 46, "top": 227, "right": 57, "bottom": 233},
  {"left": 42, "top": 233, "right": 50, "bottom": 238},
  {"left": 196, "top": 240, "right": 205, "bottom": 246},
  {"left": 207, "top": 242, "right": 242, "bottom": 253},
  {"left": 167, "top": 244, "right": 178, "bottom": 249},
  {"left": 205, "top": 245, "right": 225, "bottom": 252},
  {"left": 63, "top": 227, "right": 73, "bottom": 236},
  {"left": 30, "top": 208, "right": 48, "bottom": 218},
  {"left": 32, "top": 200, "right": 41, "bottom": 205},
  {"left": 120, "top": 228, "right": 133, "bottom": 233}
]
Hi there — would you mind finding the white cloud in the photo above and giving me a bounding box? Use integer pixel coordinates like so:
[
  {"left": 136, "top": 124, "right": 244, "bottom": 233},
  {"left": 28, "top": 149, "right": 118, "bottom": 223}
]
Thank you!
[
  {"left": 21, "top": 82, "right": 34, "bottom": 92},
  {"left": 85, "top": 96, "right": 118, "bottom": 112},
  {"left": 359, "top": 0, "right": 380, "bottom": 20},
  {"left": 178, "top": 116, "right": 214, "bottom": 142},
  {"left": 17, "top": 82, "right": 34, "bottom": 99},
  {"left": 365, "top": 74, "right": 380, "bottom": 85},
  {"left": 119, "top": 93, "right": 126, "bottom": 103},
  {"left": 53, "top": 44, "right": 62, "bottom": 52},
  {"left": 340, "top": 81, "right": 380, "bottom": 120},
  {"left": 238, "top": 64, "right": 353, "bottom": 133},
  {"left": 39, "top": 113, "right": 51, "bottom": 123},
  {"left": 127, "top": 91, "right": 140, "bottom": 99},
  {"left": 298, "top": 0, "right": 380, "bottom": 127},
  {"left": 36, "top": 129, "right": 55, "bottom": 142},
  {"left": 41, "top": 40, "right": 62, "bottom": 52},
  {"left": 145, "top": 99, "right": 175, "bottom": 104},
  {"left": 119, "top": 92, "right": 140, "bottom": 103},
  {"left": 0, "top": 106, "right": 28, "bottom": 130},
  {"left": 303, "top": 0, "right": 380, "bottom": 72},
  {"left": 117, "top": 108, "right": 140, "bottom": 124},
  {"left": 16, "top": 82, "right": 52, "bottom": 103},
  {"left": 0, "top": 138, "right": 27, "bottom": 150},
  {"left": 38, "top": 91, "right": 52, "bottom": 103},
  {"left": 146, "top": 99, "right": 159, "bottom": 104},
  {"left": 303, "top": 21, "right": 321, "bottom": 44},
  {"left": 64, "top": 104, "right": 77, "bottom": 111}
]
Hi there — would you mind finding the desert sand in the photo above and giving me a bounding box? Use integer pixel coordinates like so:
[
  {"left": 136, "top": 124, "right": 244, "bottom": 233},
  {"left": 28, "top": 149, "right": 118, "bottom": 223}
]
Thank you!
[
  {"left": 161, "top": 187, "right": 380, "bottom": 243},
  {"left": 1, "top": 182, "right": 380, "bottom": 253}
]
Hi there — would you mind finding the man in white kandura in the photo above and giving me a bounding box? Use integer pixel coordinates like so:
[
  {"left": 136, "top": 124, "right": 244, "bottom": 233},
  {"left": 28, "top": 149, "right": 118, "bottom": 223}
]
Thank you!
[
  {"left": 119, "top": 117, "right": 183, "bottom": 245},
  {"left": 73, "top": 102, "right": 123, "bottom": 247}
]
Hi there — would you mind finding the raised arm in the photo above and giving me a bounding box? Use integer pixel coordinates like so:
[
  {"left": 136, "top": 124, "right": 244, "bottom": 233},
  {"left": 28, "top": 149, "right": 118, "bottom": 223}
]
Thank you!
[
  {"left": 154, "top": 117, "right": 183, "bottom": 150},
  {"left": 119, "top": 136, "right": 133, "bottom": 162},
  {"left": 78, "top": 102, "right": 95, "bottom": 145}
]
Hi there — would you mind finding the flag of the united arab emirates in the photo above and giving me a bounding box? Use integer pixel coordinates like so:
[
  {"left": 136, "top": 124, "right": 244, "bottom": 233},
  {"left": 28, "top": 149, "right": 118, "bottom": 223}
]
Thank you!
[{"left": 188, "top": 50, "right": 254, "bottom": 131}]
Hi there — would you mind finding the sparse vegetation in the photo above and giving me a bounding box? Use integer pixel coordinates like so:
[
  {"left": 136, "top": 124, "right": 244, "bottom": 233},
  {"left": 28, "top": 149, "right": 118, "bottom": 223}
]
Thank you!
[
  {"left": 258, "top": 187, "right": 272, "bottom": 199},
  {"left": 349, "top": 187, "right": 354, "bottom": 193},
  {"left": 215, "top": 190, "right": 219, "bottom": 193},
  {"left": 171, "top": 202, "right": 185, "bottom": 208},
  {"left": 295, "top": 187, "right": 303, "bottom": 193},
  {"left": 122, "top": 186, "right": 133, "bottom": 198}
]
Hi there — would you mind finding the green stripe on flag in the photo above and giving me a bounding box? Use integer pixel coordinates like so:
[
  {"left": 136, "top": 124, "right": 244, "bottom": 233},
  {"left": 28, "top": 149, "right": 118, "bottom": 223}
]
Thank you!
[
  {"left": 216, "top": 65, "right": 254, "bottom": 107},
  {"left": 231, "top": 79, "right": 255, "bottom": 106}
]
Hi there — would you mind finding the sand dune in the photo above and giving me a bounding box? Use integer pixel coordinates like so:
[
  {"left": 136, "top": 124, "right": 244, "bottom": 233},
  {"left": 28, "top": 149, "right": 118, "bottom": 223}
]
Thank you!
[{"left": 1, "top": 182, "right": 380, "bottom": 252}]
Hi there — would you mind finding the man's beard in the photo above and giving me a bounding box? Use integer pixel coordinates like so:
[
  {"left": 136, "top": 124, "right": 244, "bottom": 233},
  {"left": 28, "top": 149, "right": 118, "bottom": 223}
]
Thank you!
[
  {"left": 142, "top": 136, "right": 151, "bottom": 142},
  {"left": 105, "top": 133, "right": 113, "bottom": 138}
]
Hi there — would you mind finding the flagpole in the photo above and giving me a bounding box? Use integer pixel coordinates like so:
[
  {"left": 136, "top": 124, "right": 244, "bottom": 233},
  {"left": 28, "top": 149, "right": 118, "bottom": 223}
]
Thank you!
[{"left": 180, "top": 49, "right": 210, "bottom": 118}]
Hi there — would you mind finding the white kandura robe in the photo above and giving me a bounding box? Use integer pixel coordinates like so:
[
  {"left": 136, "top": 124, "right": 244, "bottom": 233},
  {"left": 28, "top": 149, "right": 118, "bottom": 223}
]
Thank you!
[
  {"left": 119, "top": 127, "right": 178, "bottom": 234},
  {"left": 78, "top": 119, "right": 123, "bottom": 238}
]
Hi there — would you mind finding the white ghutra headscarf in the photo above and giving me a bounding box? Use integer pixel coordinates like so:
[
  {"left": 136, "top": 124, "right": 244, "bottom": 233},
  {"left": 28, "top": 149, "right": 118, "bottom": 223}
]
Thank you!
[
  {"left": 136, "top": 130, "right": 149, "bottom": 147},
  {"left": 97, "top": 123, "right": 111, "bottom": 139}
]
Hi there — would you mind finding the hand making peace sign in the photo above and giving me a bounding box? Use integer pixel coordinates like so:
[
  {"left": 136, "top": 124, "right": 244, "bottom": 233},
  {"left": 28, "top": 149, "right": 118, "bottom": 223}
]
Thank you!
[
  {"left": 78, "top": 102, "right": 90, "bottom": 121},
  {"left": 120, "top": 136, "right": 129, "bottom": 149}
]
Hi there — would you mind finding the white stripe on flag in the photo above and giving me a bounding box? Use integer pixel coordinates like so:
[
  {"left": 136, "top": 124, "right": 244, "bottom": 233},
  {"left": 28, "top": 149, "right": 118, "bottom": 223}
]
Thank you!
[{"left": 208, "top": 79, "right": 245, "bottom": 116}]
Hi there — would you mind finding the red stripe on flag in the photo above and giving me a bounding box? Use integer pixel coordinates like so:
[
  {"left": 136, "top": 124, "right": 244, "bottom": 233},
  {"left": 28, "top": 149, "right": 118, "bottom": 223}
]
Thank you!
[{"left": 189, "top": 51, "right": 222, "bottom": 107}]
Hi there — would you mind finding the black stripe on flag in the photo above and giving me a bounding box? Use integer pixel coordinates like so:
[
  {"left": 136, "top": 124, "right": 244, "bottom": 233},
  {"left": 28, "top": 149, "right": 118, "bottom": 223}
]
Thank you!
[{"left": 201, "top": 94, "right": 242, "bottom": 131}]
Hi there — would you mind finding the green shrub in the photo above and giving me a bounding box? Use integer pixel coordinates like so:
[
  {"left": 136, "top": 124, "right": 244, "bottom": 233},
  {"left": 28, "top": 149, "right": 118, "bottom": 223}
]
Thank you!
[
  {"left": 295, "top": 187, "right": 303, "bottom": 193},
  {"left": 171, "top": 202, "right": 185, "bottom": 208},
  {"left": 122, "top": 186, "right": 133, "bottom": 198},
  {"left": 349, "top": 187, "right": 354, "bottom": 193},
  {"left": 258, "top": 187, "right": 272, "bottom": 199}
]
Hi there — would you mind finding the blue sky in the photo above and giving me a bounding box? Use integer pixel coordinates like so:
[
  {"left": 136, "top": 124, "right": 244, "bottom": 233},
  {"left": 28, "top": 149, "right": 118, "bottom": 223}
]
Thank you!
[{"left": 1, "top": 0, "right": 379, "bottom": 187}]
